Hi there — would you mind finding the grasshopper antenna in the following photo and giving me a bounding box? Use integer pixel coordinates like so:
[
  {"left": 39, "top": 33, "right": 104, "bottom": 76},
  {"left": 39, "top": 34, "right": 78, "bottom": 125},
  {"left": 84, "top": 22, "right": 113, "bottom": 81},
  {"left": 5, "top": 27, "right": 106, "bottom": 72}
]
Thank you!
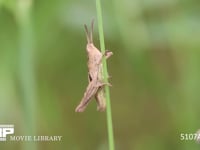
[
  {"left": 90, "top": 19, "right": 94, "bottom": 44},
  {"left": 84, "top": 24, "right": 90, "bottom": 44},
  {"left": 84, "top": 19, "right": 95, "bottom": 44}
]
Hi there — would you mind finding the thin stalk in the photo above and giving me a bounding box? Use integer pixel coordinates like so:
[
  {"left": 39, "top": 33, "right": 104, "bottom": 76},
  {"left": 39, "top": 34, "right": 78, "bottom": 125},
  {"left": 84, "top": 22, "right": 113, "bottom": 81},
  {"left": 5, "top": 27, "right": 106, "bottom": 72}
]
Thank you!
[
  {"left": 17, "top": 1, "right": 37, "bottom": 150},
  {"left": 96, "top": 1, "right": 115, "bottom": 150}
]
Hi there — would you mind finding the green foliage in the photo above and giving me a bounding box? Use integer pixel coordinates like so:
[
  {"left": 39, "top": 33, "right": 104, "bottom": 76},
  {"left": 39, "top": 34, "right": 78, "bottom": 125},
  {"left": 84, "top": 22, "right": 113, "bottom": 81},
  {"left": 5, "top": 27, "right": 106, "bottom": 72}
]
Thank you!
[
  {"left": 0, "top": 0, "right": 200, "bottom": 150},
  {"left": 0, "top": 0, "right": 17, "bottom": 14}
]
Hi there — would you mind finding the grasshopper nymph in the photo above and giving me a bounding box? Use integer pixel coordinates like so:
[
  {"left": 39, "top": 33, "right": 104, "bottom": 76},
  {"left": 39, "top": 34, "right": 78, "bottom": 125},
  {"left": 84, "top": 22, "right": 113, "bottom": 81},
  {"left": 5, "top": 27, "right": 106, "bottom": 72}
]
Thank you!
[{"left": 75, "top": 20, "right": 112, "bottom": 112}]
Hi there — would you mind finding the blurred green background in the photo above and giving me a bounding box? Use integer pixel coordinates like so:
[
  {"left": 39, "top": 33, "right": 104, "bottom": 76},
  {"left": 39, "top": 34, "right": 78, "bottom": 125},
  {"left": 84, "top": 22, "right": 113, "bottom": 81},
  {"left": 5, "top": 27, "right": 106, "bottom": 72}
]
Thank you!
[{"left": 1, "top": 0, "right": 200, "bottom": 150}]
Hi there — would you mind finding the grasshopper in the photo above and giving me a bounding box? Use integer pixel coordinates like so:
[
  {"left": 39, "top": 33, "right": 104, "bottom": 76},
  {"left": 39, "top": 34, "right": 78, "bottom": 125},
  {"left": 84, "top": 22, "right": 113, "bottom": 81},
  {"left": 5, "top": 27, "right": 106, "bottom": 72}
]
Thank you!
[{"left": 75, "top": 20, "right": 113, "bottom": 112}]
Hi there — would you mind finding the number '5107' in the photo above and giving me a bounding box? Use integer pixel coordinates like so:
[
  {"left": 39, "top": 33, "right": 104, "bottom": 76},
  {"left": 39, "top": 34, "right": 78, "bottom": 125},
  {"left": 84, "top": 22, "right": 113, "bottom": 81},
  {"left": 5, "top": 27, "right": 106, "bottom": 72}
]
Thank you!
[{"left": 180, "top": 133, "right": 200, "bottom": 141}]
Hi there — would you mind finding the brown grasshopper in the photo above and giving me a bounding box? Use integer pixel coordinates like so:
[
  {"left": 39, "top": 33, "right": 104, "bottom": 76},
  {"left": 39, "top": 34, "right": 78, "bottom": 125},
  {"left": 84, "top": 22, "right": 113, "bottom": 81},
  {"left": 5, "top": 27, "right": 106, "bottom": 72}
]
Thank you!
[{"left": 75, "top": 20, "right": 113, "bottom": 112}]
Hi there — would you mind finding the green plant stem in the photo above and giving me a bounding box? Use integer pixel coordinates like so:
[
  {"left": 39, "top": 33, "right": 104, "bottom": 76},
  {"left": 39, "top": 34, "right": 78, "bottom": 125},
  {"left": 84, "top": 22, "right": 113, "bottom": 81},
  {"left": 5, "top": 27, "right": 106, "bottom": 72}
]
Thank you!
[
  {"left": 96, "top": 1, "right": 115, "bottom": 150},
  {"left": 17, "top": 1, "right": 37, "bottom": 150}
]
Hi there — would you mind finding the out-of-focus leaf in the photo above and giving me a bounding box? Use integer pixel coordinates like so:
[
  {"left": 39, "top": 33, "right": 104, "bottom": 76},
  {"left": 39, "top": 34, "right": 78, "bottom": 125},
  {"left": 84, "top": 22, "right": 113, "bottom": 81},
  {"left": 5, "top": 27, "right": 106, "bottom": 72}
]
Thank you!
[{"left": 0, "top": 0, "right": 17, "bottom": 14}]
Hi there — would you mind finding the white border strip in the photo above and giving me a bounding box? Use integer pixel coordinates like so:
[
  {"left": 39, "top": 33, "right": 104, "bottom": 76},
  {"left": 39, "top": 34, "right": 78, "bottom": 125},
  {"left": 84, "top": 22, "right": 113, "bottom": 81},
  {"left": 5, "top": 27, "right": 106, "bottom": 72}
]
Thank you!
[
  {"left": 0, "top": 125, "right": 14, "bottom": 128},
  {"left": 0, "top": 138, "right": 6, "bottom": 141}
]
